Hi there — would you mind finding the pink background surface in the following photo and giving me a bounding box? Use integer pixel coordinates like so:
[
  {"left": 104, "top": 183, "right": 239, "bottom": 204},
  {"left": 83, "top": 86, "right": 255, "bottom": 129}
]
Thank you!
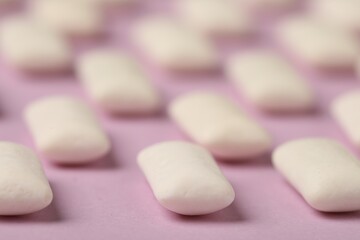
[{"left": 1, "top": 1, "right": 360, "bottom": 239}]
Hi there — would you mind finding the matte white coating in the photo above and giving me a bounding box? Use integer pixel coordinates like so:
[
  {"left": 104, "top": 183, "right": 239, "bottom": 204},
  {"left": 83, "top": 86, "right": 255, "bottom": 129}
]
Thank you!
[
  {"left": 273, "top": 138, "right": 360, "bottom": 212},
  {"left": 25, "top": 96, "right": 111, "bottom": 164},
  {"left": 131, "top": 17, "right": 218, "bottom": 71},
  {"left": 0, "top": 16, "right": 72, "bottom": 72},
  {"left": 138, "top": 141, "right": 235, "bottom": 215},
  {"left": 331, "top": 91, "right": 360, "bottom": 149},
  {"left": 275, "top": 16, "right": 360, "bottom": 69},
  {"left": 29, "top": 0, "right": 104, "bottom": 37},
  {"left": 226, "top": 50, "right": 315, "bottom": 112},
  {"left": 77, "top": 49, "right": 161, "bottom": 114},
  {"left": 176, "top": 0, "right": 254, "bottom": 36},
  {"left": 309, "top": 0, "right": 360, "bottom": 32},
  {"left": 169, "top": 92, "right": 272, "bottom": 160},
  {"left": 0, "top": 142, "right": 53, "bottom": 215}
]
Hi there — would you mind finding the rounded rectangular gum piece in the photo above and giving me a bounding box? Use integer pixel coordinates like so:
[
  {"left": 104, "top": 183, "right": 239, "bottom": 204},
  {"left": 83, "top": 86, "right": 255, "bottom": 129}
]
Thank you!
[
  {"left": 24, "top": 96, "right": 111, "bottom": 164},
  {"left": 137, "top": 141, "right": 235, "bottom": 215},
  {"left": 176, "top": 0, "right": 254, "bottom": 36},
  {"left": 77, "top": 49, "right": 161, "bottom": 115},
  {"left": 0, "top": 142, "right": 53, "bottom": 215},
  {"left": 331, "top": 91, "right": 360, "bottom": 148},
  {"left": 131, "top": 17, "right": 219, "bottom": 71},
  {"left": 169, "top": 92, "right": 272, "bottom": 160},
  {"left": 0, "top": 16, "right": 72, "bottom": 72},
  {"left": 275, "top": 16, "right": 360, "bottom": 69},
  {"left": 226, "top": 50, "right": 315, "bottom": 112},
  {"left": 309, "top": 0, "right": 360, "bottom": 32},
  {"left": 29, "top": 0, "right": 104, "bottom": 37},
  {"left": 273, "top": 138, "right": 360, "bottom": 212}
]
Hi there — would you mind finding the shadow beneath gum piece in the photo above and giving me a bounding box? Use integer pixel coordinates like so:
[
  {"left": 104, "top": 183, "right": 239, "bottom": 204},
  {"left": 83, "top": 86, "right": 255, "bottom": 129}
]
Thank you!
[
  {"left": 168, "top": 202, "right": 246, "bottom": 223},
  {"left": 217, "top": 153, "right": 273, "bottom": 168},
  {"left": 316, "top": 210, "right": 360, "bottom": 220},
  {"left": 51, "top": 150, "right": 120, "bottom": 170}
]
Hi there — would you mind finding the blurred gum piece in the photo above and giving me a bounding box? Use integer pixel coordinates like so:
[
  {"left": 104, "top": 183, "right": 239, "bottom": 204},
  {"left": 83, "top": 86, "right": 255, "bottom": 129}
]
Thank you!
[
  {"left": 176, "top": 0, "right": 255, "bottom": 36},
  {"left": 29, "top": 0, "right": 104, "bottom": 37},
  {"left": 309, "top": 0, "right": 360, "bottom": 32},
  {"left": 25, "top": 96, "right": 111, "bottom": 165},
  {"left": 226, "top": 50, "right": 315, "bottom": 113},
  {"left": 77, "top": 48, "right": 161, "bottom": 115},
  {"left": 275, "top": 16, "right": 360, "bottom": 70},
  {"left": 0, "top": 15, "right": 72, "bottom": 73},
  {"left": 332, "top": 91, "right": 360, "bottom": 148},
  {"left": 0, "top": 142, "right": 53, "bottom": 215},
  {"left": 138, "top": 141, "right": 235, "bottom": 215},
  {"left": 273, "top": 138, "right": 360, "bottom": 212},
  {"left": 169, "top": 92, "right": 272, "bottom": 160},
  {"left": 131, "top": 17, "right": 219, "bottom": 71}
]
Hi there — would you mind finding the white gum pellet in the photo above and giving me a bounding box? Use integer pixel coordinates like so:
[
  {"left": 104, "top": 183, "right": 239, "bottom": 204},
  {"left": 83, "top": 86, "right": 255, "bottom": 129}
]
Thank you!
[
  {"left": 0, "top": 16, "right": 72, "bottom": 72},
  {"left": 24, "top": 96, "right": 111, "bottom": 164},
  {"left": 77, "top": 49, "right": 161, "bottom": 115},
  {"left": 331, "top": 91, "right": 360, "bottom": 148},
  {"left": 275, "top": 16, "right": 360, "bottom": 69},
  {"left": 0, "top": 142, "right": 53, "bottom": 215},
  {"left": 309, "top": 0, "right": 360, "bottom": 32},
  {"left": 226, "top": 50, "right": 315, "bottom": 112},
  {"left": 169, "top": 92, "right": 272, "bottom": 160},
  {"left": 29, "top": 0, "right": 104, "bottom": 37},
  {"left": 138, "top": 141, "right": 235, "bottom": 215},
  {"left": 131, "top": 17, "right": 219, "bottom": 71},
  {"left": 176, "top": 0, "right": 254, "bottom": 36},
  {"left": 273, "top": 138, "right": 360, "bottom": 212}
]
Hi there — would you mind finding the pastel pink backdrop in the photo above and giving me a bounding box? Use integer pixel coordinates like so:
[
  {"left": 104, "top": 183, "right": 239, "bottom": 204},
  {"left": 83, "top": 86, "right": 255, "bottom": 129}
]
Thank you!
[{"left": 0, "top": 1, "right": 359, "bottom": 239}]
